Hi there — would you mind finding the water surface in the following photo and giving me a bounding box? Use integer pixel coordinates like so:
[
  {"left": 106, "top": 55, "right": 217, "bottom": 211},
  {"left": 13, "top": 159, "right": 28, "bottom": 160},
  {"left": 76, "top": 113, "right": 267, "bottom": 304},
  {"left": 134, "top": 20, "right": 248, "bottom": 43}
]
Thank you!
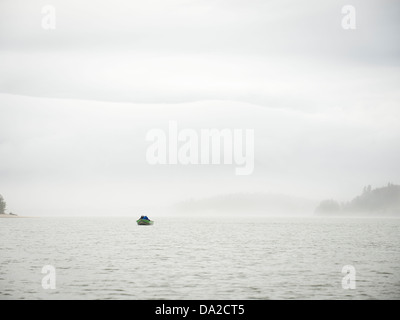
[{"left": 1, "top": 216, "right": 399, "bottom": 299}]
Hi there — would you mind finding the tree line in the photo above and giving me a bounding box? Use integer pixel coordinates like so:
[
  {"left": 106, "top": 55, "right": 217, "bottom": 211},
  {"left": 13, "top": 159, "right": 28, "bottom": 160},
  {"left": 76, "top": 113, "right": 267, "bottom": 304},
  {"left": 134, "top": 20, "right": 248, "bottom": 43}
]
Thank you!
[
  {"left": 315, "top": 183, "right": 400, "bottom": 215},
  {"left": 0, "top": 194, "right": 6, "bottom": 215}
]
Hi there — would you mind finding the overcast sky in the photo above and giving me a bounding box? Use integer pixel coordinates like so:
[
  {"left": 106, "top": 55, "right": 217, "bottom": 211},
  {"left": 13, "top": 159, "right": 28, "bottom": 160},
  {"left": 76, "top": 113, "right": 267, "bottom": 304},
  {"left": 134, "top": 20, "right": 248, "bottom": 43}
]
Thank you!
[{"left": 0, "top": 0, "right": 399, "bottom": 216}]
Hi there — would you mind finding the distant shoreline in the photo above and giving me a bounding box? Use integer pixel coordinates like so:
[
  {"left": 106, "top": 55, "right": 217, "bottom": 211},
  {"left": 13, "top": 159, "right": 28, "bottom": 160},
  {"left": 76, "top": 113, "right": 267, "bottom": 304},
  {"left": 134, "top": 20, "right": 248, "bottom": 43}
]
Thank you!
[{"left": 0, "top": 214, "right": 26, "bottom": 218}]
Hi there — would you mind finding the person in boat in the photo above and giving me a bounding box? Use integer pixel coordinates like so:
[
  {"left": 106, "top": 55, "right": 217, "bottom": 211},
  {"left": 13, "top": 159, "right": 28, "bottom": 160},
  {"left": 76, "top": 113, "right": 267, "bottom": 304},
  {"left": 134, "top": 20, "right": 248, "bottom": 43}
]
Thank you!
[{"left": 143, "top": 215, "right": 150, "bottom": 220}]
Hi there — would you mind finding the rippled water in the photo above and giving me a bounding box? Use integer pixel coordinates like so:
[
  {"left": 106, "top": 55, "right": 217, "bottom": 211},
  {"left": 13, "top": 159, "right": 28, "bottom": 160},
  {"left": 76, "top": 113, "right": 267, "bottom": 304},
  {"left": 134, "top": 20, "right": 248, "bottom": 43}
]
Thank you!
[{"left": 0, "top": 216, "right": 399, "bottom": 300}]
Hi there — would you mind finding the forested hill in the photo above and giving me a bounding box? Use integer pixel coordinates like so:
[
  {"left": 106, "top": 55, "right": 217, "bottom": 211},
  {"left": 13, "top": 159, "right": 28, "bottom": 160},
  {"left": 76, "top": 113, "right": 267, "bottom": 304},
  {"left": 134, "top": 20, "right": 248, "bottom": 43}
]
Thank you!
[
  {"left": 315, "top": 183, "right": 400, "bottom": 215},
  {"left": 174, "top": 193, "right": 317, "bottom": 215}
]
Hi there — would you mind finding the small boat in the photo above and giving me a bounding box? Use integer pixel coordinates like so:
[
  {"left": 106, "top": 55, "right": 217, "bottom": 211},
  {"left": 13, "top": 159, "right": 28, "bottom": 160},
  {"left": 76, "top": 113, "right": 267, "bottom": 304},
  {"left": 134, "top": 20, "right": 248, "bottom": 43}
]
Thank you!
[{"left": 136, "top": 218, "right": 154, "bottom": 226}]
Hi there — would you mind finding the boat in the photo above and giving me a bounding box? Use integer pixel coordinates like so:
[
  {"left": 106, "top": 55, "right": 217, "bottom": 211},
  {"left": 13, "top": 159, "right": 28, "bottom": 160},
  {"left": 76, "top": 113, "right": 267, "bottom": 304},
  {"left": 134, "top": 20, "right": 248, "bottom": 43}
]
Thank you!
[{"left": 136, "top": 218, "right": 154, "bottom": 226}]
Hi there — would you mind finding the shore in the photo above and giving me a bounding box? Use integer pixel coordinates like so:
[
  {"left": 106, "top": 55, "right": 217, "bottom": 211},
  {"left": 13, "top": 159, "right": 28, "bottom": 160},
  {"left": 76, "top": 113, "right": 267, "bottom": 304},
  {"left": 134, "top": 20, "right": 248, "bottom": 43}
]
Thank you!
[{"left": 0, "top": 214, "right": 25, "bottom": 218}]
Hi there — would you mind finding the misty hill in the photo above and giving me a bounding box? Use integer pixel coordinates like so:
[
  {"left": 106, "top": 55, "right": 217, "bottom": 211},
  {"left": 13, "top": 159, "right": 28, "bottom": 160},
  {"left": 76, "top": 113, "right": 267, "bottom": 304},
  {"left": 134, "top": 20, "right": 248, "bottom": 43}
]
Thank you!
[
  {"left": 315, "top": 183, "right": 400, "bottom": 216},
  {"left": 173, "top": 193, "right": 317, "bottom": 215}
]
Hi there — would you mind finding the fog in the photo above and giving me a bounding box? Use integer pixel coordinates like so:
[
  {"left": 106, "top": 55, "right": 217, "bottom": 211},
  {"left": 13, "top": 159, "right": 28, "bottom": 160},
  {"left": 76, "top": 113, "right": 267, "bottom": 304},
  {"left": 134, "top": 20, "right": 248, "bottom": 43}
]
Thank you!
[{"left": 0, "top": 0, "right": 399, "bottom": 216}]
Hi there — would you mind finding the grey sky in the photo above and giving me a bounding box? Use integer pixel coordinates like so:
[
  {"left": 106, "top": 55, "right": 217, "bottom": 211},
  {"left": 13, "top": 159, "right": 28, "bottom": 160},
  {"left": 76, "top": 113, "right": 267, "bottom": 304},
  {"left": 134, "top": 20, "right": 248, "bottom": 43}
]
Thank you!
[{"left": 0, "top": 0, "right": 399, "bottom": 216}]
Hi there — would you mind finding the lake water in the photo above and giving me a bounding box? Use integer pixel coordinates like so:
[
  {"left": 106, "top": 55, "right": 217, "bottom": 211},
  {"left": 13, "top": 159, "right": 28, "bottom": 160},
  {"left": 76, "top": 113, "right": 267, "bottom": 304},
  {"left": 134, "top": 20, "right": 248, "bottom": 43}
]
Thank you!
[{"left": 1, "top": 215, "right": 399, "bottom": 300}]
